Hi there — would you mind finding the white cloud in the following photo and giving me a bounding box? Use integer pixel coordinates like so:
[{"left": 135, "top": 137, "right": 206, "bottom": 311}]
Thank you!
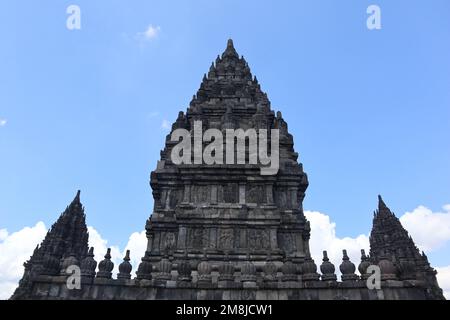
[
  {"left": 161, "top": 119, "right": 171, "bottom": 130},
  {"left": 87, "top": 227, "right": 147, "bottom": 276},
  {"left": 0, "top": 229, "right": 8, "bottom": 241},
  {"left": 0, "top": 118, "right": 7, "bottom": 127},
  {"left": 143, "top": 25, "right": 161, "bottom": 39},
  {"left": 87, "top": 226, "right": 147, "bottom": 275},
  {"left": 87, "top": 226, "right": 122, "bottom": 273},
  {"left": 399, "top": 204, "right": 450, "bottom": 252},
  {"left": 123, "top": 230, "right": 147, "bottom": 268},
  {"left": 305, "top": 210, "right": 370, "bottom": 276},
  {"left": 0, "top": 222, "right": 47, "bottom": 300},
  {"left": 135, "top": 25, "right": 161, "bottom": 42},
  {"left": 436, "top": 266, "right": 450, "bottom": 299}
]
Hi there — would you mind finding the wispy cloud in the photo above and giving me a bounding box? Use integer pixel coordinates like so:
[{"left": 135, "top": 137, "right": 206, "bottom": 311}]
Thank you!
[
  {"left": 148, "top": 111, "right": 160, "bottom": 118},
  {"left": 0, "top": 118, "right": 7, "bottom": 127},
  {"left": 135, "top": 24, "right": 161, "bottom": 42},
  {"left": 161, "top": 119, "right": 171, "bottom": 130}
]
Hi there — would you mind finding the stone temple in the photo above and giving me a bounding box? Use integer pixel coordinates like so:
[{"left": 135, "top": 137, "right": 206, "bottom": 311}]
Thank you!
[{"left": 11, "top": 40, "right": 444, "bottom": 300}]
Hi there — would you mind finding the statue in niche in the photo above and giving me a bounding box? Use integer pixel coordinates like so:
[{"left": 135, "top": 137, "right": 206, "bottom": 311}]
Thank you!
[
  {"left": 222, "top": 183, "right": 237, "bottom": 203},
  {"left": 200, "top": 186, "right": 209, "bottom": 203},
  {"left": 248, "top": 229, "right": 267, "bottom": 250},
  {"left": 190, "top": 228, "right": 209, "bottom": 249},
  {"left": 279, "top": 233, "right": 295, "bottom": 253},
  {"left": 219, "top": 229, "right": 233, "bottom": 250},
  {"left": 246, "top": 185, "right": 264, "bottom": 203},
  {"left": 164, "top": 233, "right": 176, "bottom": 252},
  {"left": 193, "top": 186, "right": 210, "bottom": 203},
  {"left": 169, "top": 190, "right": 180, "bottom": 208},
  {"left": 260, "top": 230, "right": 270, "bottom": 249},
  {"left": 252, "top": 230, "right": 269, "bottom": 250}
]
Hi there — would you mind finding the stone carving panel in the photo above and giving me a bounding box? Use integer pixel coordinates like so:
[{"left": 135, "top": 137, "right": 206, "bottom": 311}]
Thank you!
[
  {"left": 248, "top": 229, "right": 270, "bottom": 250},
  {"left": 188, "top": 228, "right": 209, "bottom": 249},
  {"left": 192, "top": 186, "right": 209, "bottom": 203},
  {"left": 277, "top": 232, "right": 295, "bottom": 253}
]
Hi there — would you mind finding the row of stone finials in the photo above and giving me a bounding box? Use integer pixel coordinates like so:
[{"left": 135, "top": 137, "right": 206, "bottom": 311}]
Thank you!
[{"left": 56, "top": 247, "right": 402, "bottom": 283}]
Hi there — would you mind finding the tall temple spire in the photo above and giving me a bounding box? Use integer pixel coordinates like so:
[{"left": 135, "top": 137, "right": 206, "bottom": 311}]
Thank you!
[
  {"left": 147, "top": 38, "right": 309, "bottom": 272},
  {"left": 11, "top": 190, "right": 89, "bottom": 299}
]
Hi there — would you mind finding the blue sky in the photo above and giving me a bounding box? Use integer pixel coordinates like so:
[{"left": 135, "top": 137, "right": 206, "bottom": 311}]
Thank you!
[{"left": 1, "top": 0, "right": 449, "bottom": 269}]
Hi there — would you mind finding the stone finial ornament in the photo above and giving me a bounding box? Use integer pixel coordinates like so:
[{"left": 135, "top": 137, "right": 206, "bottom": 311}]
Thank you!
[
  {"left": 118, "top": 250, "right": 132, "bottom": 280},
  {"left": 97, "top": 248, "right": 114, "bottom": 279},
  {"left": 320, "top": 251, "right": 337, "bottom": 281}
]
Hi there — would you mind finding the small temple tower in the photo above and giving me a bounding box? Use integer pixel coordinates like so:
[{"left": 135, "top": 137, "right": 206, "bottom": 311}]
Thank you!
[
  {"left": 370, "top": 195, "right": 444, "bottom": 299},
  {"left": 11, "top": 191, "right": 89, "bottom": 299}
]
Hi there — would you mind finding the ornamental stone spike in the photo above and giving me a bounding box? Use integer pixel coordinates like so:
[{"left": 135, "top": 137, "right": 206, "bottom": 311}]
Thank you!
[
  {"left": 320, "top": 250, "right": 337, "bottom": 281},
  {"left": 339, "top": 249, "right": 358, "bottom": 282},
  {"left": 97, "top": 248, "right": 114, "bottom": 279},
  {"left": 358, "top": 249, "right": 371, "bottom": 280},
  {"left": 81, "top": 247, "right": 97, "bottom": 279},
  {"left": 118, "top": 250, "right": 132, "bottom": 280}
]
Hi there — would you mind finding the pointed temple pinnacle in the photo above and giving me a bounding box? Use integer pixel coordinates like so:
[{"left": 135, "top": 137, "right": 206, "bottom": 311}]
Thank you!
[
  {"left": 67, "top": 190, "right": 83, "bottom": 212},
  {"left": 75, "top": 190, "right": 81, "bottom": 202},
  {"left": 222, "top": 38, "right": 239, "bottom": 58},
  {"left": 378, "top": 194, "right": 388, "bottom": 211}
]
